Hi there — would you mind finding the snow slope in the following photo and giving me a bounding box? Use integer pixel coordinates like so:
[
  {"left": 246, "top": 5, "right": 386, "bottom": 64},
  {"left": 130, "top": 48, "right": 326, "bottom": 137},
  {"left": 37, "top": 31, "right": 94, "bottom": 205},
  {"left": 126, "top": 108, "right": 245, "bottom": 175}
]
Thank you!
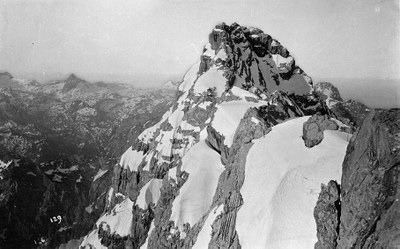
[
  {"left": 212, "top": 100, "right": 261, "bottom": 146},
  {"left": 119, "top": 147, "right": 144, "bottom": 171},
  {"left": 236, "top": 116, "right": 348, "bottom": 249},
  {"left": 192, "top": 205, "right": 224, "bottom": 249},
  {"left": 136, "top": 179, "right": 163, "bottom": 209},
  {"left": 96, "top": 198, "right": 134, "bottom": 237},
  {"left": 93, "top": 169, "right": 108, "bottom": 182},
  {"left": 80, "top": 230, "right": 107, "bottom": 249},
  {"left": 170, "top": 140, "right": 224, "bottom": 231}
]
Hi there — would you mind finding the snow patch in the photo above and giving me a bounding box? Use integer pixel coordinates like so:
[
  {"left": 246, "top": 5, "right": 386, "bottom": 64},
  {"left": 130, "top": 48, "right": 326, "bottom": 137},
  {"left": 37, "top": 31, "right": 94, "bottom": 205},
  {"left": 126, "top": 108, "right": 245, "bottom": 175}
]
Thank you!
[
  {"left": 193, "top": 66, "right": 226, "bottom": 97},
  {"left": 212, "top": 100, "right": 263, "bottom": 146},
  {"left": 80, "top": 230, "right": 107, "bottom": 249},
  {"left": 136, "top": 179, "right": 163, "bottom": 209},
  {"left": 230, "top": 86, "right": 258, "bottom": 100},
  {"left": 26, "top": 171, "right": 37, "bottom": 176},
  {"left": 107, "top": 187, "right": 114, "bottom": 204},
  {"left": 93, "top": 169, "right": 108, "bottom": 182},
  {"left": 96, "top": 198, "right": 134, "bottom": 237},
  {"left": 251, "top": 117, "right": 260, "bottom": 124},
  {"left": 180, "top": 120, "right": 201, "bottom": 132},
  {"left": 85, "top": 203, "right": 94, "bottom": 214},
  {"left": 119, "top": 147, "right": 144, "bottom": 172},
  {"left": 179, "top": 62, "right": 201, "bottom": 92}
]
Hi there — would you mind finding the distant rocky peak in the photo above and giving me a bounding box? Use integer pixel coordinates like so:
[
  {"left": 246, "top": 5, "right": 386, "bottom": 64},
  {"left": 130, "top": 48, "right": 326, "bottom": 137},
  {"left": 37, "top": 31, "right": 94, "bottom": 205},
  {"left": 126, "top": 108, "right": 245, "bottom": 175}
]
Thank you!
[
  {"left": 197, "top": 22, "right": 313, "bottom": 99},
  {"left": 314, "top": 82, "right": 343, "bottom": 103},
  {"left": 0, "top": 71, "right": 13, "bottom": 79},
  {"left": 66, "top": 73, "right": 80, "bottom": 81},
  {"left": 163, "top": 80, "right": 179, "bottom": 89},
  {"left": 62, "top": 73, "right": 86, "bottom": 92}
]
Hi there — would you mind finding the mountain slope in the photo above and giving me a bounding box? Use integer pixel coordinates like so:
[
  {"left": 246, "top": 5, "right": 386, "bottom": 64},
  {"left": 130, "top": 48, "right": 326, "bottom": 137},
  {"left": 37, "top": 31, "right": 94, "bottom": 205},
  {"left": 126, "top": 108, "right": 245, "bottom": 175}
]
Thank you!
[
  {"left": 0, "top": 73, "right": 175, "bottom": 248},
  {"left": 79, "top": 23, "right": 358, "bottom": 249}
]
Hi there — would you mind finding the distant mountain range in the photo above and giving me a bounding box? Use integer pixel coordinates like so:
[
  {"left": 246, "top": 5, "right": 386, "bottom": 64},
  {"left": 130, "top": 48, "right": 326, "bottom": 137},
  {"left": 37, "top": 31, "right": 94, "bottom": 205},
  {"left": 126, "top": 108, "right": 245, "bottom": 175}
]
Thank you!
[{"left": 0, "top": 72, "right": 176, "bottom": 248}]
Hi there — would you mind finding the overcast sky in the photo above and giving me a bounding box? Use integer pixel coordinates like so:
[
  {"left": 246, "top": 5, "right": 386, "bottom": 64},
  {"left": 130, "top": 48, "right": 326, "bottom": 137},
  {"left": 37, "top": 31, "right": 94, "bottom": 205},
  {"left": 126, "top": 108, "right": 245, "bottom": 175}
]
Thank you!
[{"left": 0, "top": 0, "right": 399, "bottom": 86}]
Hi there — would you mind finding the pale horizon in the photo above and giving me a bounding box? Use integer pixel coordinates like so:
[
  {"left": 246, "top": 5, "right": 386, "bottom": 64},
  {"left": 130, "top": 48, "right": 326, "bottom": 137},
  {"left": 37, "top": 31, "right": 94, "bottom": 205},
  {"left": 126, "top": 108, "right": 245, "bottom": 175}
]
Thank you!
[
  {"left": 0, "top": 0, "right": 399, "bottom": 107},
  {"left": 1, "top": 0, "right": 399, "bottom": 83}
]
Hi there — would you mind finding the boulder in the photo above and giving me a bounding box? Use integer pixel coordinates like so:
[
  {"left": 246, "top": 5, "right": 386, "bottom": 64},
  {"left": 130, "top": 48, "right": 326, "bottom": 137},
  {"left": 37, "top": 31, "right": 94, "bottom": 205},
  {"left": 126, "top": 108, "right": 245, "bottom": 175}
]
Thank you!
[{"left": 302, "top": 115, "right": 338, "bottom": 148}]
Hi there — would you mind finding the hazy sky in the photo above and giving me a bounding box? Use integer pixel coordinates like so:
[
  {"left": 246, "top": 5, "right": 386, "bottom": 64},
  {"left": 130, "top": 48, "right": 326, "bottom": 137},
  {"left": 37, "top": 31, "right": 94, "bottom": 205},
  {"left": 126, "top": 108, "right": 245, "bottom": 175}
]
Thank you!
[{"left": 0, "top": 0, "right": 399, "bottom": 86}]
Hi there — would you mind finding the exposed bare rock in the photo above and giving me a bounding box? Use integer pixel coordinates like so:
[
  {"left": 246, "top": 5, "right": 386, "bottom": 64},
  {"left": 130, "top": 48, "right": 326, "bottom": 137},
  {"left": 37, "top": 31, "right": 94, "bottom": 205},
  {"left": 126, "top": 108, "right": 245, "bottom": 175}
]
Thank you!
[
  {"left": 302, "top": 115, "right": 339, "bottom": 148},
  {"left": 336, "top": 109, "right": 400, "bottom": 248},
  {"left": 314, "top": 180, "right": 341, "bottom": 249},
  {"left": 208, "top": 108, "right": 271, "bottom": 248},
  {"left": 314, "top": 82, "right": 343, "bottom": 104},
  {"left": 313, "top": 81, "right": 370, "bottom": 130},
  {"left": 331, "top": 100, "right": 371, "bottom": 129}
]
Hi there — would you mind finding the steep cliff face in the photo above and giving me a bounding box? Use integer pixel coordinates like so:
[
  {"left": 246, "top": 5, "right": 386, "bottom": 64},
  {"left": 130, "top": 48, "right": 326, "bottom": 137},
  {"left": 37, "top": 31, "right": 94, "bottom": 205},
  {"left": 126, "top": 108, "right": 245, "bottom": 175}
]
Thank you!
[
  {"left": 315, "top": 109, "right": 400, "bottom": 248},
  {"left": 80, "top": 23, "right": 355, "bottom": 249}
]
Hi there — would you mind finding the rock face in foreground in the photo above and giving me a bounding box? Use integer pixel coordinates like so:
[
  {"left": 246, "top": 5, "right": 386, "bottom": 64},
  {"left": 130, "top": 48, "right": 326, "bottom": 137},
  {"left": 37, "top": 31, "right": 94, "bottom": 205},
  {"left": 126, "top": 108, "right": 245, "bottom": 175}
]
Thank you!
[
  {"left": 314, "top": 180, "right": 341, "bottom": 249},
  {"left": 315, "top": 109, "right": 400, "bottom": 248}
]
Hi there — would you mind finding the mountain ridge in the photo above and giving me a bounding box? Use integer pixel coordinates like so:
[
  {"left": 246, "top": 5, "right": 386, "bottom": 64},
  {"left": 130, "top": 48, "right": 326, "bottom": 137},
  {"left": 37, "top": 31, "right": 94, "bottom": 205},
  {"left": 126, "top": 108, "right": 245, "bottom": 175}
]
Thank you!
[{"left": 78, "top": 23, "right": 377, "bottom": 249}]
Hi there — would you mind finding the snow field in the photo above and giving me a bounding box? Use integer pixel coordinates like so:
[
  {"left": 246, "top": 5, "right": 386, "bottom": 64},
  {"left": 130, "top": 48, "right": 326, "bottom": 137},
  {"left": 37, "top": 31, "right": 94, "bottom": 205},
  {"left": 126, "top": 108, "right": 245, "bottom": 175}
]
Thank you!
[
  {"left": 193, "top": 66, "right": 226, "bottom": 97},
  {"left": 236, "top": 116, "right": 349, "bottom": 249},
  {"left": 211, "top": 98, "right": 265, "bottom": 147},
  {"left": 119, "top": 147, "right": 144, "bottom": 172},
  {"left": 192, "top": 205, "right": 224, "bottom": 249},
  {"left": 96, "top": 198, "right": 134, "bottom": 237},
  {"left": 80, "top": 230, "right": 107, "bottom": 249},
  {"left": 170, "top": 140, "right": 224, "bottom": 231}
]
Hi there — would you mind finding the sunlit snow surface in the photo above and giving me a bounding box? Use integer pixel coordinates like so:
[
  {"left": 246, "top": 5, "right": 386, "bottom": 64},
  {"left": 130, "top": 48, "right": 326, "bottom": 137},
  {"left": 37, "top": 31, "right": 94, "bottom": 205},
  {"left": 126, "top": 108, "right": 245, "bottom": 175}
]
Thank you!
[
  {"left": 96, "top": 198, "right": 134, "bottom": 237},
  {"left": 170, "top": 140, "right": 224, "bottom": 231},
  {"left": 194, "top": 66, "right": 226, "bottom": 97},
  {"left": 93, "top": 168, "right": 108, "bottom": 182},
  {"left": 80, "top": 230, "right": 107, "bottom": 249},
  {"left": 192, "top": 205, "right": 224, "bottom": 249},
  {"left": 119, "top": 146, "right": 144, "bottom": 171},
  {"left": 212, "top": 100, "right": 262, "bottom": 146},
  {"left": 136, "top": 179, "right": 163, "bottom": 209},
  {"left": 236, "top": 116, "right": 349, "bottom": 249}
]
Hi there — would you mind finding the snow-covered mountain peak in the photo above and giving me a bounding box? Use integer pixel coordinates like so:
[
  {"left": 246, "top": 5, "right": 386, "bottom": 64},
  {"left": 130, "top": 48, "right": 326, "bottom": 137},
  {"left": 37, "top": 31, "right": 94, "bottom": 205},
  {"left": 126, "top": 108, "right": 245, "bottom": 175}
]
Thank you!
[{"left": 80, "top": 23, "right": 354, "bottom": 249}]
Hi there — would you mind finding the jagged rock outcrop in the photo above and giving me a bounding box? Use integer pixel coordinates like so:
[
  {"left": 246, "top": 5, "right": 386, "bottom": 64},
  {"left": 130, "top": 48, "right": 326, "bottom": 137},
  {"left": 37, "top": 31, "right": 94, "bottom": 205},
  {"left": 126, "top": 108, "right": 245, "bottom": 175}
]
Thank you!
[
  {"left": 302, "top": 115, "right": 339, "bottom": 148},
  {"left": 313, "top": 81, "right": 370, "bottom": 130},
  {"left": 314, "top": 180, "right": 341, "bottom": 249},
  {"left": 314, "top": 82, "right": 343, "bottom": 105},
  {"left": 314, "top": 109, "right": 400, "bottom": 248},
  {"left": 207, "top": 108, "right": 271, "bottom": 249},
  {"left": 337, "top": 109, "right": 400, "bottom": 248}
]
